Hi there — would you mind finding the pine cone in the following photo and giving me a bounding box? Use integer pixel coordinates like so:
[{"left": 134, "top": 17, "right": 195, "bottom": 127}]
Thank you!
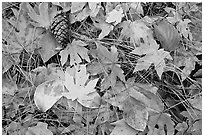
[{"left": 50, "top": 12, "right": 71, "bottom": 48}]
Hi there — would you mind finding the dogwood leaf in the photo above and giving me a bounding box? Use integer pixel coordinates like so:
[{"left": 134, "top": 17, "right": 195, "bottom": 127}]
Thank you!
[
  {"left": 34, "top": 79, "right": 65, "bottom": 112},
  {"left": 64, "top": 65, "right": 100, "bottom": 108}
]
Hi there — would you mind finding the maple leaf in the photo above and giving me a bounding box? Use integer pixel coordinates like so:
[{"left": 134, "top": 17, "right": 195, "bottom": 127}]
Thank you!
[
  {"left": 64, "top": 65, "right": 100, "bottom": 108},
  {"left": 90, "top": 42, "right": 126, "bottom": 89},
  {"left": 27, "top": 2, "right": 57, "bottom": 29},
  {"left": 134, "top": 49, "right": 172, "bottom": 78},
  {"left": 60, "top": 40, "right": 90, "bottom": 66},
  {"left": 8, "top": 4, "right": 45, "bottom": 52}
]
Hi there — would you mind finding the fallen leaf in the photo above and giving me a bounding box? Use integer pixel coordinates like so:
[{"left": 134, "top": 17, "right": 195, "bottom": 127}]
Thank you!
[
  {"left": 148, "top": 113, "right": 174, "bottom": 135},
  {"left": 60, "top": 40, "right": 90, "bottom": 66},
  {"left": 52, "top": 2, "right": 71, "bottom": 12},
  {"left": 71, "top": 2, "right": 87, "bottom": 13},
  {"left": 102, "top": 86, "right": 129, "bottom": 109},
  {"left": 2, "top": 53, "right": 14, "bottom": 73},
  {"left": 120, "top": 20, "right": 158, "bottom": 54},
  {"left": 26, "top": 122, "right": 53, "bottom": 135},
  {"left": 175, "top": 122, "right": 188, "bottom": 133},
  {"left": 64, "top": 65, "right": 100, "bottom": 108},
  {"left": 123, "top": 97, "right": 148, "bottom": 131},
  {"left": 75, "top": 6, "right": 91, "bottom": 22},
  {"left": 130, "top": 2, "right": 144, "bottom": 15},
  {"left": 128, "top": 84, "right": 164, "bottom": 113},
  {"left": 106, "top": 4, "right": 124, "bottom": 25},
  {"left": 2, "top": 76, "right": 17, "bottom": 96},
  {"left": 188, "top": 95, "right": 202, "bottom": 110},
  {"left": 88, "top": 2, "right": 101, "bottom": 17},
  {"left": 34, "top": 79, "right": 65, "bottom": 112},
  {"left": 93, "top": 21, "right": 113, "bottom": 39},
  {"left": 111, "top": 119, "right": 139, "bottom": 135},
  {"left": 134, "top": 49, "right": 172, "bottom": 78},
  {"left": 176, "top": 19, "right": 193, "bottom": 41},
  {"left": 154, "top": 19, "right": 181, "bottom": 51},
  {"left": 27, "top": 2, "right": 54, "bottom": 29},
  {"left": 39, "top": 32, "right": 60, "bottom": 62}
]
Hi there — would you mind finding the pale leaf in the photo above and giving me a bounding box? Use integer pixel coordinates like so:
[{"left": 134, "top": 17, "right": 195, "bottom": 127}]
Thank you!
[
  {"left": 106, "top": 5, "right": 124, "bottom": 25},
  {"left": 64, "top": 65, "right": 100, "bottom": 108},
  {"left": 34, "top": 79, "right": 65, "bottom": 112}
]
